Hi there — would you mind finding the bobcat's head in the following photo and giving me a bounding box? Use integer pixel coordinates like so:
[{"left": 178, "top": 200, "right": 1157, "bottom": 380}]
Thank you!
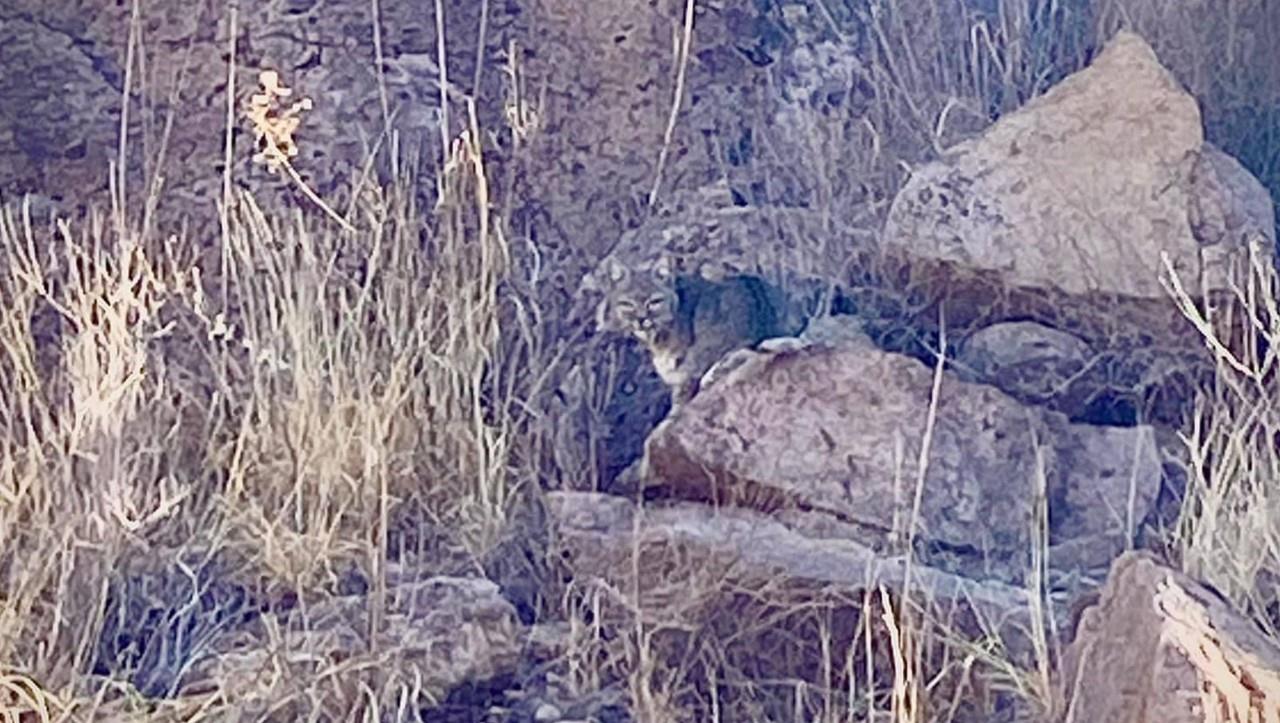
[{"left": 597, "top": 256, "right": 679, "bottom": 346}]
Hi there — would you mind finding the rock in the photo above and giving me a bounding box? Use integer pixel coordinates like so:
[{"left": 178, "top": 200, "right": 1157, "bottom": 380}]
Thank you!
[
  {"left": 956, "top": 321, "right": 1093, "bottom": 404},
  {"left": 1055, "top": 424, "right": 1161, "bottom": 541},
  {"left": 1099, "top": 1, "right": 1279, "bottom": 194},
  {"left": 954, "top": 319, "right": 1211, "bottom": 425},
  {"left": 517, "top": 0, "right": 676, "bottom": 262},
  {"left": 1053, "top": 551, "right": 1280, "bottom": 722},
  {"left": 884, "top": 31, "right": 1207, "bottom": 301},
  {"left": 549, "top": 490, "right": 1046, "bottom": 721},
  {"left": 534, "top": 703, "right": 563, "bottom": 721},
  {"left": 525, "top": 622, "right": 573, "bottom": 661},
  {"left": 0, "top": 16, "right": 126, "bottom": 201},
  {"left": 795, "top": 313, "right": 877, "bottom": 350},
  {"left": 506, "top": 665, "right": 630, "bottom": 723},
  {"left": 550, "top": 490, "right": 1035, "bottom": 622},
  {"left": 877, "top": 31, "right": 1272, "bottom": 424},
  {"left": 181, "top": 576, "right": 523, "bottom": 717},
  {"left": 640, "top": 325, "right": 1161, "bottom": 584},
  {"left": 1189, "top": 142, "right": 1278, "bottom": 253}
]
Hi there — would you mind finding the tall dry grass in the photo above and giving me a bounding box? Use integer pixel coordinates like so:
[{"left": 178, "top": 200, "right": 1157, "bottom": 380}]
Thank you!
[
  {"left": 0, "top": 73, "right": 541, "bottom": 723},
  {"left": 1164, "top": 234, "right": 1280, "bottom": 635},
  {"left": 0, "top": 0, "right": 1277, "bottom": 720}
]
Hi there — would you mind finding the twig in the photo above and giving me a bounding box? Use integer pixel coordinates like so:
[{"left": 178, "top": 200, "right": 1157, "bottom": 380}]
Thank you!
[
  {"left": 220, "top": 1, "right": 239, "bottom": 302},
  {"left": 648, "top": 0, "right": 697, "bottom": 208},
  {"left": 434, "top": 0, "right": 452, "bottom": 182}
]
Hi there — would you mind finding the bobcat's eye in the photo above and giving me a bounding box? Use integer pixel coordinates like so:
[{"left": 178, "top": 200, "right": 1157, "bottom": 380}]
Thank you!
[{"left": 647, "top": 297, "right": 665, "bottom": 310}]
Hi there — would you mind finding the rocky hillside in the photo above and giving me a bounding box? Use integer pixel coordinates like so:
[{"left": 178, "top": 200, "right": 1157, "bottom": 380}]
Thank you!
[{"left": 1, "top": 1, "right": 1279, "bottom": 722}]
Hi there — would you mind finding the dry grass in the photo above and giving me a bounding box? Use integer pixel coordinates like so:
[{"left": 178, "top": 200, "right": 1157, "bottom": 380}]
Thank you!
[
  {"left": 0, "top": 0, "right": 1276, "bottom": 721},
  {"left": 0, "top": 59, "right": 536, "bottom": 722},
  {"left": 1164, "top": 235, "right": 1280, "bottom": 635}
]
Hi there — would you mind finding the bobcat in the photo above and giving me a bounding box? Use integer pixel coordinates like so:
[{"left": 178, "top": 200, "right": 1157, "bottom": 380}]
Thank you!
[{"left": 598, "top": 256, "right": 786, "bottom": 412}]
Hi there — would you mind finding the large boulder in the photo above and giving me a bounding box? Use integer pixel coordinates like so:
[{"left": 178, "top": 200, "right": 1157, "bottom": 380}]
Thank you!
[
  {"left": 549, "top": 490, "right": 1044, "bottom": 722},
  {"left": 883, "top": 30, "right": 1273, "bottom": 303},
  {"left": 640, "top": 318, "right": 1162, "bottom": 584},
  {"left": 879, "top": 31, "right": 1274, "bottom": 423},
  {"left": 1054, "top": 551, "right": 1280, "bottom": 722},
  {"left": 550, "top": 490, "right": 1037, "bottom": 625}
]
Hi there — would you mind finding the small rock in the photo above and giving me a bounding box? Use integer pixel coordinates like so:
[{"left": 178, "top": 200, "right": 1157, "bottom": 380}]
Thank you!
[
  {"left": 956, "top": 321, "right": 1092, "bottom": 403},
  {"left": 533, "top": 702, "right": 563, "bottom": 721}
]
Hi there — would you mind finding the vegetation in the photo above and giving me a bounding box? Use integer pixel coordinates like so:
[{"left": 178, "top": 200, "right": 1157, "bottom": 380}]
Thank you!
[{"left": 0, "top": 0, "right": 1276, "bottom": 720}]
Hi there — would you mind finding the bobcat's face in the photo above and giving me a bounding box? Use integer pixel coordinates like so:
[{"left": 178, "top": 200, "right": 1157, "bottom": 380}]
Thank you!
[
  {"left": 610, "top": 273, "right": 678, "bottom": 345},
  {"left": 601, "top": 259, "right": 679, "bottom": 346}
]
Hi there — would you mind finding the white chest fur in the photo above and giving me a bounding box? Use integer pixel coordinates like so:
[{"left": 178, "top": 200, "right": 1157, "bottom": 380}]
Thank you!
[{"left": 650, "top": 350, "right": 687, "bottom": 386}]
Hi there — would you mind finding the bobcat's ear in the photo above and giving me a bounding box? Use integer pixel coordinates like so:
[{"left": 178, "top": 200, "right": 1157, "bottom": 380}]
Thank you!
[
  {"left": 653, "top": 256, "right": 673, "bottom": 280},
  {"left": 605, "top": 257, "right": 628, "bottom": 283}
]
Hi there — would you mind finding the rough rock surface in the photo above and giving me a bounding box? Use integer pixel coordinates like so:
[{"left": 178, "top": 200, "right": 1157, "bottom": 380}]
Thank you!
[
  {"left": 0, "top": 14, "right": 127, "bottom": 201},
  {"left": 955, "top": 321, "right": 1094, "bottom": 403},
  {"left": 1189, "top": 143, "right": 1279, "bottom": 252},
  {"left": 884, "top": 30, "right": 1236, "bottom": 301},
  {"left": 549, "top": 490, "right": 1044, "bottom": 721},
  {"left": 640, "top": 318, "right": 1162, "bottom": 584},
  {"left": 180, "top": 575, "right": 523, "bottom": 718},
  {"left": 877, "top": 31, "right": 1274, "bottom": 425},
  {"left": 550, "top": 490, "right": 1038, "bottom": 625},
  {"left": 953, "top": 318, "right": 1211, "bottom": 426},
  {"left": 1055, "top": 551, "right": 1280, "bottom": 722},
  {"left": 0, "top": 0, "right": 510, "bottom": 228}
]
